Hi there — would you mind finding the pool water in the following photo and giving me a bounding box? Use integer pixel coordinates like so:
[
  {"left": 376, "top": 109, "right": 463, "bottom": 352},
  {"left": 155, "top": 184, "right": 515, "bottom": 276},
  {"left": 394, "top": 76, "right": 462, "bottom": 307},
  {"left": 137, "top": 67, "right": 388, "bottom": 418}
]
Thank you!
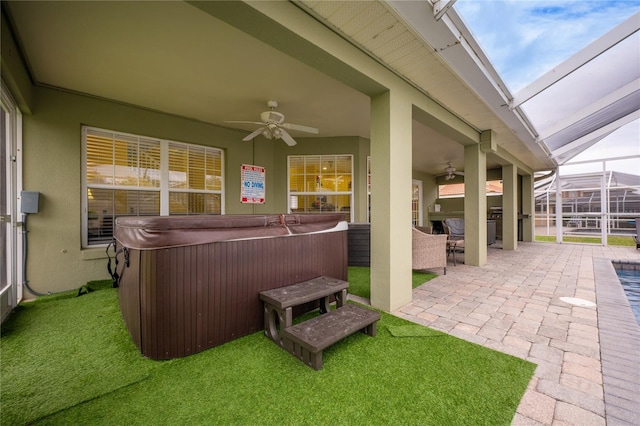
[{"left": 616, "top": 270, "right": 640, "bottom": 325}]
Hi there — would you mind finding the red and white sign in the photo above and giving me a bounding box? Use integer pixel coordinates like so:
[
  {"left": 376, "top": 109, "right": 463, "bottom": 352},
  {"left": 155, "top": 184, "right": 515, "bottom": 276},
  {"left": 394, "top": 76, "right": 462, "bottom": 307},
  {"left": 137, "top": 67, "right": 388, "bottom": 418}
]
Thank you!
[{"left": 240, "top": 164, "right": 265, "bottom": 204}]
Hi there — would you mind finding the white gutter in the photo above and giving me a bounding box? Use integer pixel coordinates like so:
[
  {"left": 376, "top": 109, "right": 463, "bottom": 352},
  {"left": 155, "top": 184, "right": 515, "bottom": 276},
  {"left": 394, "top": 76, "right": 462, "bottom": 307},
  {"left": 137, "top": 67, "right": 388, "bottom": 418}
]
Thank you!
[{"left": 386, "top": 1, "right": 553, "bottom": 166}]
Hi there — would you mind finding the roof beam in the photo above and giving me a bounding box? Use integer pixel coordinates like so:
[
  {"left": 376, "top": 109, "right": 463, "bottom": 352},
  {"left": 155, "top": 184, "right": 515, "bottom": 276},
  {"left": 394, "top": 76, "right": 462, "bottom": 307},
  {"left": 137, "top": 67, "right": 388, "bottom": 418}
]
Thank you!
[
  {"left": 433, "top": 0, "right": 457, "bottom": 21},
  {"left": 550, "top": 110, "right": 640, "bottom": 161},
  {"left": 537, "top": 79, "right": 640, "bottom": 141},
  {"left": 512, "top": 11, "right": 640, "bottom": 108}
]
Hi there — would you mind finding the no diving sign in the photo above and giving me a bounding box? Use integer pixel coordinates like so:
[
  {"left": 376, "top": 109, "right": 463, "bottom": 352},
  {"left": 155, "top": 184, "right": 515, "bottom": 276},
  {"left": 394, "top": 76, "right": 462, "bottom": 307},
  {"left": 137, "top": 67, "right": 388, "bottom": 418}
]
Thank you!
[{"left": 241, "top": 164, "right": 265, "bottom": 204}]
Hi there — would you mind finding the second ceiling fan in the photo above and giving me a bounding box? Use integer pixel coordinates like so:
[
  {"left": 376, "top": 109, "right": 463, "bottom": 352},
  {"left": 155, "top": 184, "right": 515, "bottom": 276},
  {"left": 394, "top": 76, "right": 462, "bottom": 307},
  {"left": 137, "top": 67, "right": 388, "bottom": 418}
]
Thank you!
[{"left": 439, "top": 162, "right": 465, "bottom": 180}]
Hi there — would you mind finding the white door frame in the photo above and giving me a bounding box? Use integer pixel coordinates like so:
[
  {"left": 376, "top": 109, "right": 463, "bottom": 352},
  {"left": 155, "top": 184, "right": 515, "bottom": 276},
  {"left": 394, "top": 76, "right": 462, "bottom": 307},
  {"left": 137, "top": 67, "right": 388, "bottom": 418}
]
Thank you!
[
  {"left": 1, "top": 80, "right": 23, "bottom": 320},
  {"left": 412, "top": 179, "right": 423, "bottom": 227}
]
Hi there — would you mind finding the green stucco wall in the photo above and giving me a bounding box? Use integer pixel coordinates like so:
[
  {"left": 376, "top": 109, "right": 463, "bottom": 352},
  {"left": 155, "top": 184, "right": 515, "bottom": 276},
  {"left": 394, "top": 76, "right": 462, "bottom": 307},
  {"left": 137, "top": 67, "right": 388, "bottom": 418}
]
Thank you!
[{"left": 22, "top": 86, "right": 367, "bottom": 294}]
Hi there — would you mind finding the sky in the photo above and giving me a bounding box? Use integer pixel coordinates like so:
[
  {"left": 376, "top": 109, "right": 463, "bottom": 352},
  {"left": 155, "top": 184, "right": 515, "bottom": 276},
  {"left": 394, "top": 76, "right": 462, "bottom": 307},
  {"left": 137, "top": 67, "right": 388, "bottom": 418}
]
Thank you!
[
  {"left": 454, "top": 0, "right": 640, "bottom": 173},
  {"left": 454, "top": 0, "right": 640, "bottom": 92}
]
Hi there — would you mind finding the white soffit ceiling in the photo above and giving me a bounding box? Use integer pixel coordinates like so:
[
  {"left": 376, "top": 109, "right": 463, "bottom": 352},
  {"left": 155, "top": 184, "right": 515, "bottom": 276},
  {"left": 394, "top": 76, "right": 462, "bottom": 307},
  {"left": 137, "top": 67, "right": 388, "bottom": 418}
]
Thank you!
[
  {"left": 297, "top": 0, "right": 485, "bottom": 119},
  {"left": 296, "top": 0, "right": 554, "bottom": 170}
]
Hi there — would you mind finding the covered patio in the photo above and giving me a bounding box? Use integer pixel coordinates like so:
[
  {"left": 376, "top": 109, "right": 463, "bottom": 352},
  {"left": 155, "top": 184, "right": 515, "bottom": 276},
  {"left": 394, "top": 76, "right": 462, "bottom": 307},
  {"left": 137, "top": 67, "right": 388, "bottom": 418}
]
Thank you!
[{"left": 1, "top": 2, "right": 639, "bottom": 423}]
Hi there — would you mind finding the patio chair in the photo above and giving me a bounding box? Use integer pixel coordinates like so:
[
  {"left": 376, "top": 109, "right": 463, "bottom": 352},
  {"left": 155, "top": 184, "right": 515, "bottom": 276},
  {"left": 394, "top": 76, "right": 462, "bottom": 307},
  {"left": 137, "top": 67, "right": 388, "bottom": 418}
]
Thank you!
[
  {"left": 412, "top": 227, "right": 448, "bottom": 275},
  {"left": 443, "top": 218, "right": 465, "bottom": 240},
  {"left": 415, "top": 225, "right": 433, "bottom": 234},
  {"left": 442, "top": 223, "right": 465, "bottom": 265},
  {"left": 634, "top": 218, "right": 639, "bottom": 249}
]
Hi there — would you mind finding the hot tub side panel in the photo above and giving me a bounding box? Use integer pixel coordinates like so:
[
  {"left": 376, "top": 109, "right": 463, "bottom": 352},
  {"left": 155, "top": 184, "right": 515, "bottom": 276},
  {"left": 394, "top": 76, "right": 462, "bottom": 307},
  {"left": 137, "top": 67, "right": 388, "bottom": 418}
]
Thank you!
[
  {"left": 117, "top": 248, "right": 142, "bottom": 352},
  {"left": 137, "top": 231, "right": 347, "bottom": 360}
]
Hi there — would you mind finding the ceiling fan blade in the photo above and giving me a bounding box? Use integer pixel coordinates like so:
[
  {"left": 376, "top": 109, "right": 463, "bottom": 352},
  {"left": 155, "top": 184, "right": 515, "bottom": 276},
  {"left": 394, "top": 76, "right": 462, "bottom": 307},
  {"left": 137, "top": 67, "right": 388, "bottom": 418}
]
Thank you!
[
  {"left": 279, "top": 129, "right": 297, "bottom": 146},
  {"left": 281, "top": 123, "right": 319, "bottom": 134},
  {"left": 242, "top": 127, "right": 266, "bottom": 141},
  {"left": 225, "top": 120, "right": 265, "bottom": 126}
]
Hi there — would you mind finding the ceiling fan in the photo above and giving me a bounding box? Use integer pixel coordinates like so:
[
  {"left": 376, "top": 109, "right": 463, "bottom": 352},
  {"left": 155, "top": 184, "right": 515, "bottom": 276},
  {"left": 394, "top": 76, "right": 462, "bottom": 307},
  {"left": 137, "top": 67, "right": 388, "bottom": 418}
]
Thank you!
[
  {"left": 438, "top": 162, "right": 464, "bottom": 180},
  {"left": 225, "top": 100, "right": 319, "bottom": 146}
]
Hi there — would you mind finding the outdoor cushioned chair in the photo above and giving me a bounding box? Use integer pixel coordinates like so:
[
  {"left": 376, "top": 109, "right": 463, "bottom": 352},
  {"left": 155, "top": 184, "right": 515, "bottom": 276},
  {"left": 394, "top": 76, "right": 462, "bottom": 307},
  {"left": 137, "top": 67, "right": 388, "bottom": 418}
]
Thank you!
[
  {"left": 442, "top": 223, "right": 465, "bottom": 264},
  {"left": 412, "top": 227, "right": 448, "bottom": 275},
  {"left": 443, "top": 218, "right": 465, "bottom": 240}
]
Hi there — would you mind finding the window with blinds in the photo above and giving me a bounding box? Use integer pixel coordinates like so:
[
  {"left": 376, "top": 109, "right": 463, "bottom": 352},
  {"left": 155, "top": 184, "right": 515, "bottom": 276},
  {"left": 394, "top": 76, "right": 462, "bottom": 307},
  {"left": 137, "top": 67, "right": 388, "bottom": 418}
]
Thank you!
[
  {"left": 83, "top": 127, "right": 224, "bottom": 247},
  {"left": 168, "top": 141, "right": 223, "bottom": 215},
  {"left": 288, "top": 155, "right": 352, "bottom": 221}
]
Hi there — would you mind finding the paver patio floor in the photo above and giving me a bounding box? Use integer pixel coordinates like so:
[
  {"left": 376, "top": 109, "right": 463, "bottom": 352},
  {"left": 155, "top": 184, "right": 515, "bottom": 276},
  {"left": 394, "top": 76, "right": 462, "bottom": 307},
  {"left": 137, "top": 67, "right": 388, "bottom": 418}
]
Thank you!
[{"left": 392, "top": 242, "right": 640, "bottom": 425}]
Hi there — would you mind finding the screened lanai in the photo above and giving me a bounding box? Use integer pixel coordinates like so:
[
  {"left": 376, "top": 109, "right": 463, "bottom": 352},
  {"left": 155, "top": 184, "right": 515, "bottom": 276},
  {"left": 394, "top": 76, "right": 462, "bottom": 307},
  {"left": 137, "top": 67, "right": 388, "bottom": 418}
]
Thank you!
[
  {"left": 480, "top": 9, "right": 640, "bottom": 245},
  {"left": 511, "top": 12, "right": 639, "bottom": 165},
  {"left": 408, "top": 2, "right": 640, "bottom": 246},
  {"left": 535, "top": 168, "right": 640, "bottom": 242}
]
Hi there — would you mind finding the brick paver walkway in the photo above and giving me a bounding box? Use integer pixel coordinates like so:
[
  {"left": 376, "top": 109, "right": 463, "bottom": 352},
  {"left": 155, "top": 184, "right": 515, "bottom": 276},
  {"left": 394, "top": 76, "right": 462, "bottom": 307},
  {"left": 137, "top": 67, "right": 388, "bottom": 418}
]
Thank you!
[{"left": 392, "top": 242, "right": 640, "bottom": 425}]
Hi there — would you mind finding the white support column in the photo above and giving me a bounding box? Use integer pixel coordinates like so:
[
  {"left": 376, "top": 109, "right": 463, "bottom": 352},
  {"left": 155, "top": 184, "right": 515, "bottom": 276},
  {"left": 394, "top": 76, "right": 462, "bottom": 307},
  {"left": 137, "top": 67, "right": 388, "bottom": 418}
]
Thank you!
[
  {"left": 464, "top": 141, "right": 487, "bottom": 266},
  {"left": 370, "top": 90, "right": 413, "bottom": 312},
  {"left": 502, "top": 164, "right": 517, "bottom": 250},
  {"left": 521, "top": 174, "right": 534, "bottom": 242},
  {"left": 555, "top": 167, "right": 563, "bottom": 243},
  {"left": 601, "top": 161, "right": 608, "bottom": 246}
]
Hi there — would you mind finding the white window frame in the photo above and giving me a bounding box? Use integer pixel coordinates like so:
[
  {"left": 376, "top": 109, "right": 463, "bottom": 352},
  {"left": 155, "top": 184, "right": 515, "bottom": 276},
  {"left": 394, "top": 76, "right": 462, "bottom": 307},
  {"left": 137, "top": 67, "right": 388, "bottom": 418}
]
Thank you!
[
  {"left": 412, "top": 179, "right": 423, "bottom": 227},
  {"left": 287, "top": 154, "right": 354, "bottom": 222},
  {"left": 81, "top": 126, "right": 224, "bottom": 247}
]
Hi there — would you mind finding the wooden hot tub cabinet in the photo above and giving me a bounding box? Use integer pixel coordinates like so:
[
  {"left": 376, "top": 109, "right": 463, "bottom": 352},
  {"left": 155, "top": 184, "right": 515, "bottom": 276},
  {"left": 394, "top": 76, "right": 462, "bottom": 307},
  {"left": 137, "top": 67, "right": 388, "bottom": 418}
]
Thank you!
[{"left": 114, "top": 214, "right": 348, "bottom": 360}]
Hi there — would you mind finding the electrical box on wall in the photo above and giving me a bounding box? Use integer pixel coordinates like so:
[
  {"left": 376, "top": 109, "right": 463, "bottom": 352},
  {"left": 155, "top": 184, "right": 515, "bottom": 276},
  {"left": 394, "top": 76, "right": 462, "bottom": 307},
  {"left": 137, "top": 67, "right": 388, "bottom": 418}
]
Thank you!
[{"left": 21, "top": 191, "right": 40, "bottom": 214}]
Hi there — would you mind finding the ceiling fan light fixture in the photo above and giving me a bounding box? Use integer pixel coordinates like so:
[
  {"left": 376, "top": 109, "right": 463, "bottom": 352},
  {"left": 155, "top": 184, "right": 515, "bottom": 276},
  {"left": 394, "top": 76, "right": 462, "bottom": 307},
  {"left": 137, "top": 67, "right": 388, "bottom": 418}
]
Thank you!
[
  {"left": 226, "top": 100, "right": 319, "bottom": 146},
  {"left": 438, "top": 162, "right": 464, "bottom": 180},
  {"left": 261, "top": 110, "right": 285, "bottom": 124}
]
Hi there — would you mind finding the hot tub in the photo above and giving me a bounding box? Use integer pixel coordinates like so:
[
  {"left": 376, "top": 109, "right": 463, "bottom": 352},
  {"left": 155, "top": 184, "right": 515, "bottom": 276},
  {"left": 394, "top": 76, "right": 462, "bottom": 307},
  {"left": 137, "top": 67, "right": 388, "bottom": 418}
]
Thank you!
[{"left": 113, "top": 214, "right": 348, "bottom": 360}]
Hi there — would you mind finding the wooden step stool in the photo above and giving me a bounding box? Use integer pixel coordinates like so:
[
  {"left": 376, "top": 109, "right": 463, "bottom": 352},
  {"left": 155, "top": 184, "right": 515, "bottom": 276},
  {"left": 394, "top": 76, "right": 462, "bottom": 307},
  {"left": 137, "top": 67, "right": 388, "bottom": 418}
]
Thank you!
[
  {"left": 259, "top": 276, "right": 348, "bottom": 347},
  {"left": 280, "top": 304, "right": 380, "bottom": 370}
]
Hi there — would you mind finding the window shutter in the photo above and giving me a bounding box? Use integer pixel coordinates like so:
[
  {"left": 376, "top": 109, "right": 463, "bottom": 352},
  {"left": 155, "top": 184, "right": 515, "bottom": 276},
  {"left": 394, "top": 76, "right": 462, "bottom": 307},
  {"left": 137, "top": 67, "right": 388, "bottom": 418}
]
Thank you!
[
  {"left": 287, "top": 154, "right": 353, "bottom": 220},
  {"left": 84, "top": 127, "right": 223, "bottom": 246},
  {"left": 86, "top": 130, "right": 115, "bottom": 185}
]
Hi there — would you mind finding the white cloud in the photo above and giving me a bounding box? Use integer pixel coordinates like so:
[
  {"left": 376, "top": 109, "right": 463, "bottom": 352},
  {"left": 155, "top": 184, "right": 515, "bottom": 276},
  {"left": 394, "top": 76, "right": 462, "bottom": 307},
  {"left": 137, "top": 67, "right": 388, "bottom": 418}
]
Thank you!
[{"left": 455, "top": 0, "right": 640, "bottom": 91}]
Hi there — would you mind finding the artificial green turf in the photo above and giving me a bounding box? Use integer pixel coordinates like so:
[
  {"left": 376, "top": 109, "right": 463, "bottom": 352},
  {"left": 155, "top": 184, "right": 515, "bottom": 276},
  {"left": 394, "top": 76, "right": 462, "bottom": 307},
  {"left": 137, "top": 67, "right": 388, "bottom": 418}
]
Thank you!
[
  {"left": 0, "top": 280, "right": 158, "bottom": 425},
  {"left": 348, "top": 266, "right": 437, "bottom": 299},
  {"left": 2, "top": 282, "right": 535, "bottom": 425}
]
